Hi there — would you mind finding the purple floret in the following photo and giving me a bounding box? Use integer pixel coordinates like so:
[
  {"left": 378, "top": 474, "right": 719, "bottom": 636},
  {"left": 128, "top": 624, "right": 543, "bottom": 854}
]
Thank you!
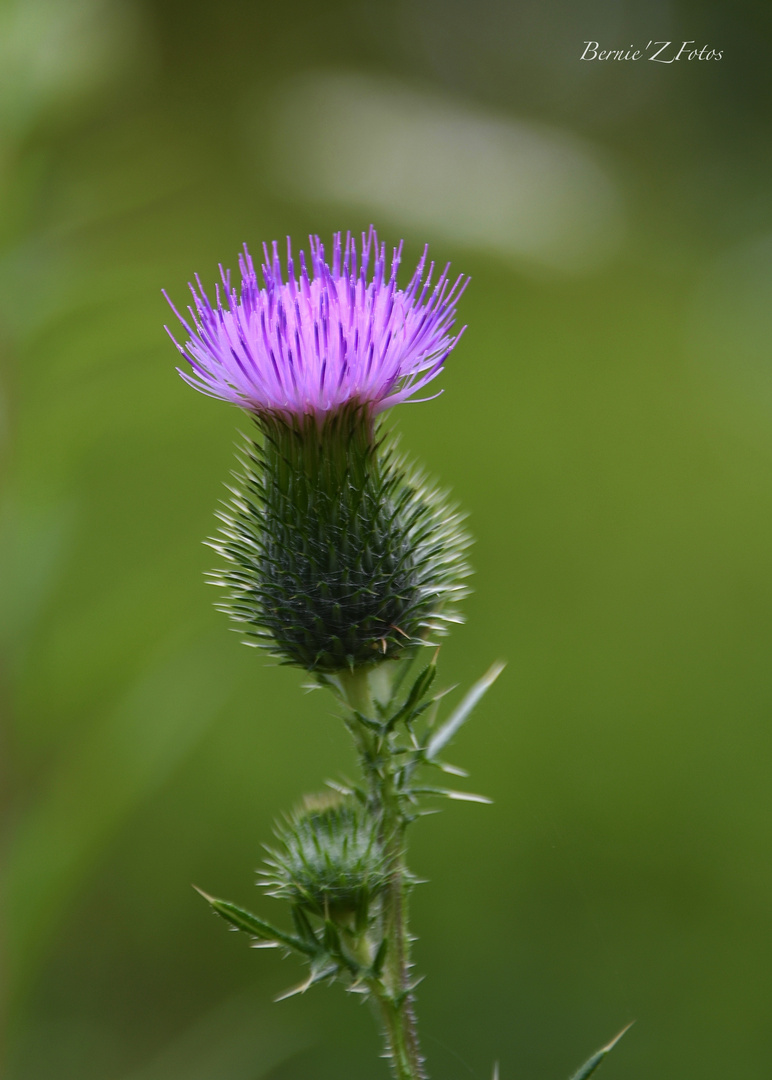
[{"left": 164, "top": 227, "right": 468, "bottom": 418}]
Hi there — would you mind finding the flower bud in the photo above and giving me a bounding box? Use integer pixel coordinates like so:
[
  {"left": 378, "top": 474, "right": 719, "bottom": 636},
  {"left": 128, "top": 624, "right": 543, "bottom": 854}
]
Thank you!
[{"left": 260, "top": 795, "right": 392, "bottom": 920}]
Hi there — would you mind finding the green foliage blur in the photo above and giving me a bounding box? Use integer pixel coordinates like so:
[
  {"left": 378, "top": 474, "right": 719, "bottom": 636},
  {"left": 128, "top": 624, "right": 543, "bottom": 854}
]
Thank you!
[{"left": 2, "top": 1, "right": 772, "bottom": 1077}]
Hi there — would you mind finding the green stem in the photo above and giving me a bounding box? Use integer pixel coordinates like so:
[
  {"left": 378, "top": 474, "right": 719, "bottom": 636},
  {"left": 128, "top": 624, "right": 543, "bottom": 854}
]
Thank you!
[
  {"left": 339, "top": 664, "right": 376, "bottom": 716},
  {"left": 377, "top": 824, "right": 426, "bottom": 1080},
  {"left": 374, "top": 978, "right": 425, "bottom": 1080},
  {"left": 338, "top": 666, "right": 427, "bottom": 1080}
]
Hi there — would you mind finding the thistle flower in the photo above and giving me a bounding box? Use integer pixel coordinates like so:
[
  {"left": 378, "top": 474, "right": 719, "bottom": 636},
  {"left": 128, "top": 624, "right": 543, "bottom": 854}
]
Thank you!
[
  {"left": 165, "top": 229, "right": 471, "bottom": 672},
  {"left": 164, "top": 228, "right": 467, "bottom": 420},
  {"left": 261, "top": 795, "right": 392, "bottom": 920}
]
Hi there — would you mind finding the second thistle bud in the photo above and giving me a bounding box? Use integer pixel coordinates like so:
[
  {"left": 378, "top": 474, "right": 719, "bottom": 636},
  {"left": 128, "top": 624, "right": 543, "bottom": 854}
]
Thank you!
[{"left": 260, "top": 795, "right": 392, "bottom": 922}]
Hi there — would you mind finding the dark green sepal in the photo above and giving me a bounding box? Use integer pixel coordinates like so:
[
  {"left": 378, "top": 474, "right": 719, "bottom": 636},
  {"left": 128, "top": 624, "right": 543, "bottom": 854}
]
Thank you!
[
  {"left": 371, "top": 936, "right": 389, "bottom": 978},
  {"left": 384, "top": 661, "right": 438, "bottom": 732},
  {"left": 290, "top": 904, "right": 320, "bottom": 948},
  {"left": 321, "top": 919, "right": 344, "bottom": 958}
]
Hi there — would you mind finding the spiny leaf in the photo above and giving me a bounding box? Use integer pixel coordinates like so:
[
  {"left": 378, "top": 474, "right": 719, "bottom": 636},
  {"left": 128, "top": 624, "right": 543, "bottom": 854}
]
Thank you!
[
  {"left": 568, "top": 1023, "right": 634, "bottom": 1080},
  {"left": 274, "top": 961, "right": 340, "bottom": 1001},
  {"left": 193, "top": 887, "right": 316, "bottom": 956},
  {"left": 425, "top": 661, "right": 505, "bottom": 760},
  {"left": 386, "top": 661, "right": 437, "bottom": 730},
  {"left": 411, "top": 786, "right": 492, "bottom": 804},
  {"left": 436, "top": 761, "right": 469, "bottom": 777}
]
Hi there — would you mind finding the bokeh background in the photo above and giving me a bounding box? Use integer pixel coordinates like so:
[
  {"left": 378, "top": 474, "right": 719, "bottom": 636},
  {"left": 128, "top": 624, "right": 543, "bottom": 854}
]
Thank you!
[{"left": 2, "top": 1, "right": 772, "bottom": 1077}]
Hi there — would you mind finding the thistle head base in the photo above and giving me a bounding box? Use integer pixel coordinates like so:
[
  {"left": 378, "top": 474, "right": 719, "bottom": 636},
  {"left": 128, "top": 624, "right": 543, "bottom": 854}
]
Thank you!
[{"left": 211, "top": 406, "right": 471, "bottom": 673}]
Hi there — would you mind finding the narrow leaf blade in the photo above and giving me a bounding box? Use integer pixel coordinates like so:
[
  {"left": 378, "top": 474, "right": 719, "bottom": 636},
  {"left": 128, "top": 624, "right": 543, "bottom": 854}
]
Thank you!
[
  {"left": 193, "top": 887, "right": 315, "bottom": 955},
  {"left": 411, "top": 786, "right": 492, "bottom": 804},
  {"left": 445, "top": 790, "right": 493, "bottom": 804},
  {"left": 426, "top": 661, "right": 505, "bottom": 760},
  {"left": 568, "top": 1023, "right": 633, "bottom": 1080},
  {"left": 386, "top": 662, "right": 438, "bottom": 730}
]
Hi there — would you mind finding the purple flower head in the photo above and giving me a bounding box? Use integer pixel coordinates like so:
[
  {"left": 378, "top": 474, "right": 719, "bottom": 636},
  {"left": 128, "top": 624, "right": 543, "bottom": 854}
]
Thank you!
[{"left": 164, "top": 228, "right": 468, "bottom": 419}]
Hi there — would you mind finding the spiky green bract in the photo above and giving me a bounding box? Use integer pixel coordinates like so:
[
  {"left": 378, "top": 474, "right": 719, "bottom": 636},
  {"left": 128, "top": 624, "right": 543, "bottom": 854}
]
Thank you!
[
  {"left": 209, "top": 402, "right": 470, "bottom": 672},
  {"left": 568, "top": 1023, "right": 634, "bottom": 1080},
  {"left": 261, "top": 795, "right": 392, "bottom": 920}
]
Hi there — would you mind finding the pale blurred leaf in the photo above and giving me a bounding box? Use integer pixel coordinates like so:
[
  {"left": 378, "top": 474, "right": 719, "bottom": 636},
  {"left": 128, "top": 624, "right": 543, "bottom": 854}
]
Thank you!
[{"left": 3, "top": 631, "right": 247, "bottom": 1005}]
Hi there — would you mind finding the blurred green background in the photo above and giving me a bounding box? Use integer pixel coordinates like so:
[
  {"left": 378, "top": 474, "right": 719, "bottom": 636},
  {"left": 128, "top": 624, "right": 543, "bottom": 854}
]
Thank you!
[{"left": 2, "top": 1, "right": 772, "bottom": 1077}]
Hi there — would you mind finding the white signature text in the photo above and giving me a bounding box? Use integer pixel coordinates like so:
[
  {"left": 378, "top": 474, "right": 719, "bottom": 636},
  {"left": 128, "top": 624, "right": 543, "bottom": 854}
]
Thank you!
[{"left": 581, "top": 40, "right": 723, "bottom": 62}]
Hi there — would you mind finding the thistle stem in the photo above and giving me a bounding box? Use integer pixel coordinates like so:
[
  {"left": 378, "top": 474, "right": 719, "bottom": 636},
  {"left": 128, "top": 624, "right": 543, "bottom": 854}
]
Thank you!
[
  {"left": 376, "top": 825, "right": 426, "bottom": 1080},
  {"left": 338, "top": 665, "right": 427, "bottom": 1080}
]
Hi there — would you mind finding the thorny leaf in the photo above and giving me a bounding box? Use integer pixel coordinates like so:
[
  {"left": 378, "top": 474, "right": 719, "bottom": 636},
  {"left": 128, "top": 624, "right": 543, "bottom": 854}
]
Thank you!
[{"left": 425, "top": 661, "right": 505, "bottom": 760}]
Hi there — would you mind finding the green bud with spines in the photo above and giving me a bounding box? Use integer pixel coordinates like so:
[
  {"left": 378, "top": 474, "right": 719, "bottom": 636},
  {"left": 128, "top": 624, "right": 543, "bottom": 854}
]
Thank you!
[
  {"left": 260, "top": 793, "right": 393, "bottom": 921},
  {"left": 209, "top": 402, "right": 470, "bottom": 672}
]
